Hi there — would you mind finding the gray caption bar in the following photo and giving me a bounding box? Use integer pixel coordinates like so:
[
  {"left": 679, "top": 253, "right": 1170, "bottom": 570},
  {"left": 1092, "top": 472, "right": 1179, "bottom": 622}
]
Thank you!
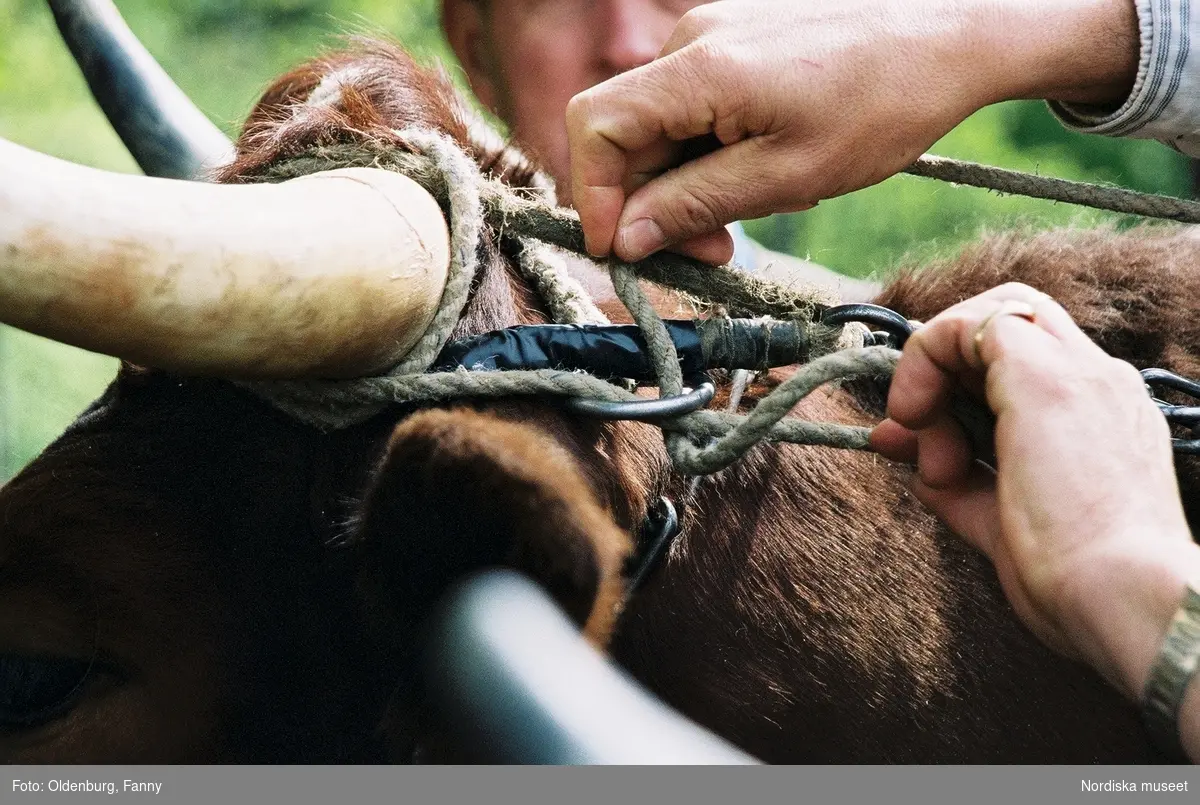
[{"left": 5, "top": 765, "right": 1198, "bottom": 805}]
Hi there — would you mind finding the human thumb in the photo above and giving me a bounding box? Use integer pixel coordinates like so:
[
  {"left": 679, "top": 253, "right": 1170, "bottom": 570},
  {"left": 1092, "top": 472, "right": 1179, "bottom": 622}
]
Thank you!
[{"left": 612, "top": 136, "right": 815, "bottom": 262}]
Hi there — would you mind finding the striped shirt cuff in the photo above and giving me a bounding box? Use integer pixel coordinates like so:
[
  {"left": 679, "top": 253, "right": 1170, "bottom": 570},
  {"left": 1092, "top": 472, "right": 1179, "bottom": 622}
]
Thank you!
[{"left": 1050, "top": 0, "right": 1200, "bottom": 156}]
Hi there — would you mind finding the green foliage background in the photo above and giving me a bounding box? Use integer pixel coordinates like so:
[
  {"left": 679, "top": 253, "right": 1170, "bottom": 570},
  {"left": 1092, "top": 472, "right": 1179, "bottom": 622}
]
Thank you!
[{"left": 0, "top": 0, "right": 1191, "bottom": 480}]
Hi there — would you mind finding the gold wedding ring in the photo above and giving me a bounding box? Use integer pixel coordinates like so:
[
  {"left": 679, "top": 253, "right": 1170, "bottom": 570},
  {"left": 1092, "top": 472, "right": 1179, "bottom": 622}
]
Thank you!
[{"left": 972, "top": 300, "right": 1039, "bottom": 365}]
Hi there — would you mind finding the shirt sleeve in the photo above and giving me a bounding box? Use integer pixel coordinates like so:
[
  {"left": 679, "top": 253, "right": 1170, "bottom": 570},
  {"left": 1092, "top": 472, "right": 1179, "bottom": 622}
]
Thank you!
[{"left": 1049, "top": 0, "right": 1200, "bottom": 156}]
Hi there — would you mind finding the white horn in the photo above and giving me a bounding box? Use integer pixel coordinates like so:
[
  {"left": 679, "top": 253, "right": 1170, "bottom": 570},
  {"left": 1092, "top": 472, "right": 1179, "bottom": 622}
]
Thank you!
[{"left": 0, "top": 138, "right": 450, "bottom": 378}]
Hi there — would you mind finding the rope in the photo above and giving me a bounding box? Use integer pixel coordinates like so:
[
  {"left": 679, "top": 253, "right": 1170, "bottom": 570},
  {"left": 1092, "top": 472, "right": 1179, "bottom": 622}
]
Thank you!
[
  {"left": 240, "top": 131, "right": 890, "bottom": 476},
  {"left": 386, "top": 130, "right": 485, "bottom": 374},
  {"left": 249, "top": 144, "right": 835, "bottom": 320},
  {"left": 247, "top": 349, "right": 893, "bottom": 453},
  {"left": 231, "top": 132, "right": 1180, "bottom": 475},
  {"left": 257, "top": 145, "right": 1200, "bottom": 259},
  {"left": 903, "top": 154, "right": 1200, "bottom": 223},
  {"left": 670, "top": 347, "right": 896, "bottom": 474},
  {"left": 510, "top": 238, "right": 609, "bottom": 325}
]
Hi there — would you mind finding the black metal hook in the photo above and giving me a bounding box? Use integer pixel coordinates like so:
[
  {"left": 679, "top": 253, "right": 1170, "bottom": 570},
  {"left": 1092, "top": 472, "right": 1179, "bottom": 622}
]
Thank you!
[
  {"left": 624, "top": 497, "right": 681, "bottom": 594},
  {"left": 821, "top": 303, "right": 916, "bottom": 349}
]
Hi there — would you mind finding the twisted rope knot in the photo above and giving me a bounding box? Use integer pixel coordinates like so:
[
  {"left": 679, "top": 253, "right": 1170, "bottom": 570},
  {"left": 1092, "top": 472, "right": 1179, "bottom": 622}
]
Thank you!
[{"left": 235, "top": 131, "right": 914, "bottom": 475}]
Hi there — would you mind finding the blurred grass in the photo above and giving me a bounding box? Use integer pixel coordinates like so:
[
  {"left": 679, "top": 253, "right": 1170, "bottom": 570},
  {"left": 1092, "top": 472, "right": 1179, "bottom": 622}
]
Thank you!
[{"left": 0, "top": 0, "right": 1191, "bottom": 479}]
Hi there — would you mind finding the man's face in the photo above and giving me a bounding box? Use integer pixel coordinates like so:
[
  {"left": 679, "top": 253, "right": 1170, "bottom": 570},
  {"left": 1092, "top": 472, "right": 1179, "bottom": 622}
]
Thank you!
[{"left": 445, "top": 0, "right": 711, "bottom": 204}]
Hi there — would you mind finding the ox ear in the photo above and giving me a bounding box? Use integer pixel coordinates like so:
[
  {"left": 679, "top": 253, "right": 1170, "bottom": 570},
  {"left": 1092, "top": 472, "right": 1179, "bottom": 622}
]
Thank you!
[{"left": 353, "top": 407, "right": 632, "bottom": 648}]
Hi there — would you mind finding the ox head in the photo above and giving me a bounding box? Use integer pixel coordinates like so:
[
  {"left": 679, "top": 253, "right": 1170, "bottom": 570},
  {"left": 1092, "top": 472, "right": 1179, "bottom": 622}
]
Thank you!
[
  {"left": 19, "top": 1, "right": 1200, "bottom": 768},
  {"left": 1, "top": 7, "right": 662, "bottom": 762}
]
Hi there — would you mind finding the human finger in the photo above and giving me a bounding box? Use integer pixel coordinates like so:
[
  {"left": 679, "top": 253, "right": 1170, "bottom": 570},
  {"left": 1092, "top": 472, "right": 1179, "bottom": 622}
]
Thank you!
[
  {"left": 869, "top": 418, "right": 918, "bottom": 464},
  {"left": 666, "top": 229, "right": 736, "bottom": 266},
  {"left": 611, "top": 135, "right": 818, "bottom": 262},
  {"left": 887, "top": 284, "right": 1070, "bottom": 428},
  {"left": 909, "top": 464, "right": 1001, "bottom": 558},
  {"left": 622, "top": 137, "right": 695, "bottom": 194},
  {"left": 870, "top": 415, "right": 974, "bottom": 490},
  {"left": 566, "top": 53, "right": 726, "bottom": 257},
  {"left": 914, "top": 413, "right": 974, "bottom": 490}
]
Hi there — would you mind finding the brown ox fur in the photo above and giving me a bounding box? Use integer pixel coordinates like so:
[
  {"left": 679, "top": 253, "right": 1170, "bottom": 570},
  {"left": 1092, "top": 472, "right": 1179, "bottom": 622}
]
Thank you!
[{"left": 2, "top": 41, "right": 1197, "bottom": 763}]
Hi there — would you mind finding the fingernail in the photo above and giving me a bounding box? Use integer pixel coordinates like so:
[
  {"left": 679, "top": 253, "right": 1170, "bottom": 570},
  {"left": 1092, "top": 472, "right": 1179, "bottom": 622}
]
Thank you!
[
  {"left": 583, "top": 236, "right": 608, "bottom": 258},
  {"left": 618, "top": 218, "right": 665, "bottom": 261}
]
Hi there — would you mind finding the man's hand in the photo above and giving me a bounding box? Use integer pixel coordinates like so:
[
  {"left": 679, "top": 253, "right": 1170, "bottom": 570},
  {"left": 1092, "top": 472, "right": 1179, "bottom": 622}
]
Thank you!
[
  {"left": 566, "top": 0, "right": 1139, "bottom": 263},
  {"left": 871, "top": 284, "right": 1200, "bottom": 739}
]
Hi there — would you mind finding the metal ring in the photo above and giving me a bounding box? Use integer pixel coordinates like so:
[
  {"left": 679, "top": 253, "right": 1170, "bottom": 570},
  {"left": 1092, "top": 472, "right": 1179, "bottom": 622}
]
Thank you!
[
  {"left": 564, "top": 380, "right": 715, "bottom": 422},
  {"left": 821, "top": 303, "right": 916, "bottom": 348},
  {"left": 969, "top": 300, "right": 1038, "bottom": 366}
]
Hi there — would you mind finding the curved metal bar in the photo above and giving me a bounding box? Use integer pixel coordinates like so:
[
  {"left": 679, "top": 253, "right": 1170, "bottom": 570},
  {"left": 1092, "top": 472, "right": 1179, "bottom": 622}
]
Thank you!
[
  {"left": 1142, "top": 368, "right": 1200, "bottom": 399},
  {"left": 1142, "top": 369, "right": 1200, "bottom": 453},
  {"left": 1169, "top": 438, "right": 1200, "bottom": 455},
  {"left": 1155, "top": 404, "right": 1200, "bottom": 427},
  {"left": 564, "top": 380, "right": 716, "bottom": 421},
  {"left": 47, "top": 0, "right": 234, "bottom": 179},
  {"left": 821, "top": 303, "right": 916, "bottom": 348},
  {"left": 423, "top": 569, "right": 759, "bottom": 764}
]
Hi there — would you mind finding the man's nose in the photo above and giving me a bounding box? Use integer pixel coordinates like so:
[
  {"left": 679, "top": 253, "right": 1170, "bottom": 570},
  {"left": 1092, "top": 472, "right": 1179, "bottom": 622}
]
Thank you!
[{"left": 595, "top": 0, "right": 669, "bottom": 74}]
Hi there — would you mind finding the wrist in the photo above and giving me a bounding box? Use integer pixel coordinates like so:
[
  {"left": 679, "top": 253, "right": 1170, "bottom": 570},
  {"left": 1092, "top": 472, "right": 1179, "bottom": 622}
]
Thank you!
[
  {"left": 972, "top": 0, "right": 1140, "bottom": 105},
  {"left": 1065, "top": 537, "right": 1200, "bottom": 702}
]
